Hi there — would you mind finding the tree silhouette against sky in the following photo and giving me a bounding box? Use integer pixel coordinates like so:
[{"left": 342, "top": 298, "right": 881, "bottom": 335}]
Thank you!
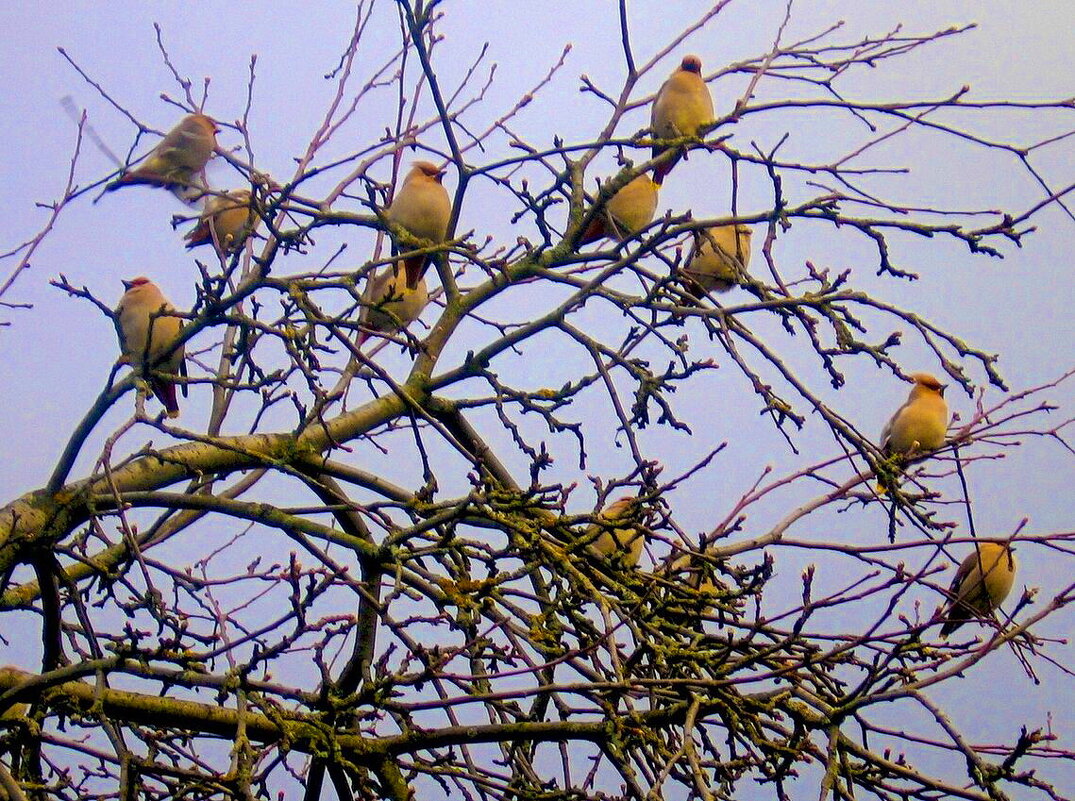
[{"left": 1, "top": 2, "right": 1072, "bottom": 800}]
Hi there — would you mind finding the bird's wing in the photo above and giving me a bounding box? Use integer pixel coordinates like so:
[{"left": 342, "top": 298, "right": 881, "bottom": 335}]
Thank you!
[
  {"left": 178, "top": 354, "right": 189, "bottom": 398},
  {"left": 946, "top": 554, "right": 977, "bottom": 602},
  {"left": 879, "top": 399, "right": 911, "bottom": 452}
]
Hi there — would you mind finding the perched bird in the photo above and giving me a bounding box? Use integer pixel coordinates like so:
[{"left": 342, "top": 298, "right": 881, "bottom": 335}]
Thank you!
[
  {"left": 115, "top": 277, "right": 187, "bottom": 418},
  {"left": 184, "top": 189, "right": 259, "bottom": 254},
  {"left": 0, "top": 700, "right": 27, "bottom": 722},
  {"left": 651, "top": 55, "right": 714, "bottom": 183},
  {"left": 357, "top": 264, "right": 429, "bottom": 347},
  {"left": 578, "top": 174, "right": 660, "bottom": 245},
  {"left": 879, "top": 372, "right": 949, "bottom": 458},
  {"left": 385, "top": 161, "right": 452, "bottom": 290},
  {"left": 106, "top": 114, "right": 218, "bottom": 195},
  {"left": 0, "top": 665, "right": 31, "bottom": 723},
  {"left": 661, "top": 549, "right": 723, "bottom": 622},
  {"left": 875, "top": 372, "right": 949, "bottom": 492},
  {"left": 585, "top": 497, "right": 645, "bottom": 568},
  {"left": 667, "top": 550, "right": 718, "bottom": 593},
  {"left": 681, "top": 224, "right": 752, "bottom": 297},
  {"left": 940, "top": 542, "right": 1018, "bottom": 637}
]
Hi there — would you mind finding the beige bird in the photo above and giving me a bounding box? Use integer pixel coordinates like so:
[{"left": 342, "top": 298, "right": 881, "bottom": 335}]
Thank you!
[
  {"left": 584, "top": 497, "right": 645, "bottom": 568},
  {"left": 357, "top": 264, "right": 429, "bottom": 347},
  {"left": 662, "top": 549, "right": 724, "bottom": 621},
  {"left": 385, "top": 161, "right": 452, "bottom": 290},
  {"left": 106, "top": 113, "right": 218, "bottom": 194},
  {"left": 651, "top": 55, "right": 715, "bottom": 183},
  {"left": 667, "top": 551, "right": 717, "bottom": 593},
  {"left": 578, "top": 174, "right": 660, "bottom": 245},
  {"left": 880, "top": 373, "right": 949, "bottom": 456},
  {"left": 184, "top": 189, "right": 259, "bottom": 254},
  {"left": 682, "top": 224, "right": 752, "bottom": 297},
  {"left": 876, "top": 373, "right": 948, "bottom": 491},
  {"left": 115, "top": 277, "right": 187, "bottom": 418},
  {"left": 940, "top": 541, "right": 1017, "bottom": 636},
  {"left": 0, "top": 701, "right": 27, "bottom": 722},
  {"left": 0, "top": 665, "right": 31, "bottom": 723}
]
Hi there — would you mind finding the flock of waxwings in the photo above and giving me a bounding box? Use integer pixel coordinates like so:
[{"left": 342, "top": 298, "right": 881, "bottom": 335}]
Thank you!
[{"left": 100, "top": 56, "right": 1017, "bottom": 641}]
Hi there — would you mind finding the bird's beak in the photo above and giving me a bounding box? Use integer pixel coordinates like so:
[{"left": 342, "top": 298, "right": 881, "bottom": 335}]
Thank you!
[
  {"left": 434, "top": 169, "right": 446, "bottom": 183},
  {"left": 122, "top": 279, "right": 135, "bottom": 290},
  {"left": 939, "top": 384, "right": 948, "bottom": 397}
]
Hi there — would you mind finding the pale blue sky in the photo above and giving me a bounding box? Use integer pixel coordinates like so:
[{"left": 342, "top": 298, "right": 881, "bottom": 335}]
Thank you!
[{"left": 0, "top": 2, "right": 1072, "bottom": 797}]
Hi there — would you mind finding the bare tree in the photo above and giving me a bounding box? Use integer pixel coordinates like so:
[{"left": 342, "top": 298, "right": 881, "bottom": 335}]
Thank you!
[{"left": 1, "top": 3, "right": 1073, "bottom": 800}]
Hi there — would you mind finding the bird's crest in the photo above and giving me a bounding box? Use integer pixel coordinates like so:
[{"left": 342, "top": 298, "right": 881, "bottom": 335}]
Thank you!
[{"left": 681, "top": 55, "right": 703, "bottom": 73}]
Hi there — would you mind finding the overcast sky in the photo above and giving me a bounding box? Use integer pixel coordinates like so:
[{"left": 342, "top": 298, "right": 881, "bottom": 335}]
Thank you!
[{"left": 0, "top": 2, "right": 1072, "bottom": 797}]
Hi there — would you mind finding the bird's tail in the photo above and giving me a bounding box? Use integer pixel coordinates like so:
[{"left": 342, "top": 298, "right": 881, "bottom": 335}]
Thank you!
[
  {"left": 105, "top": 167, "right": 199, "bottom": 198},
  {"left": 184, "top": 219, "right": 213, "bottom": 249},
  {"left": 652, "top": 146, "right": 678, "bottom": 184},
  {"left": 676, "top": 273, "right": 713, "bottom": 308},
  {"left": 874, "top": 460, "right": 903, "bottom": 495},
  {"left": 105, "top": 168, "right": 173, "bottom": 192},
  {"left": 578, "top": 217, "right": 606, "bottom": 246},
  {"left": 403, "top": 255, "right": 427, "bottom": 290},
  {"left": 938, "top": 614, "right": 965, "bottom": 638},
  {"left": 152, "top": 378, "right": 181, "bottom": 419},
  {"left": 103, "top": 172, "right": 138, "bottom": 192}
]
